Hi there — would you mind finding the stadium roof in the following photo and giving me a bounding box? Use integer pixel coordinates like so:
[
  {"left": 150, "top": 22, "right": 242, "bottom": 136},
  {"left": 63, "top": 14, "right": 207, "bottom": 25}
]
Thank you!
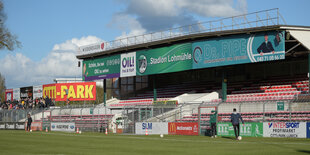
[{"left": 76, "top": 9, "right": 310, "bottom": 59}]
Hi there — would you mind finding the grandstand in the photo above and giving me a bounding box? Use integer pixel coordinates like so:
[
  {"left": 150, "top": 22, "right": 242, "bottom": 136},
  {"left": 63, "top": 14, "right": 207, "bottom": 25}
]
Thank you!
[{"left": 1, "top": 9, "right": 310, "bottom": 136}]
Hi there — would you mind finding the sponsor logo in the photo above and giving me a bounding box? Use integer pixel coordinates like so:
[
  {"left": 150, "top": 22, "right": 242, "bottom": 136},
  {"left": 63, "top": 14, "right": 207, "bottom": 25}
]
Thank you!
[
  {"left": 268, "top": 122, "right": 300, "bottom": 129},
  {"left": 138, "top": 55, "right": 147, "bottom": 73},
  {"left": 177, "top": 126, "right": 192, "bottom": 131},
  {"left": 142, "top": 123, "right": 152, "bottom": 130},
  {"left": 52, "top": 125, "right": 55, "bottom": 129},
  {"left": 193, "top": 46, "right": 202, "bottom": 64},
  {"left": 70, "top": 125, "right": 75, "bottom": 129},
  {"left": 169, "top": 123, "right": 176, "bottom": 133}
]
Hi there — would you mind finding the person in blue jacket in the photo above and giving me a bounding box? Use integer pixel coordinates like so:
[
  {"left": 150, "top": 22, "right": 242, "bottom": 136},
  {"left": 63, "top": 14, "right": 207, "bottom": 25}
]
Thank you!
[{"left": 230, "top": 108, "right": 244, "bottom": 140}]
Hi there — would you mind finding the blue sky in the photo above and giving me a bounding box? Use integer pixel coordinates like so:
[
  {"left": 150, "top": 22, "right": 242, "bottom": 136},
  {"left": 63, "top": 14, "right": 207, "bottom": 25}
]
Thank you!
[{"left": 0, "top": 0, "right": 310, "bottom": 88}]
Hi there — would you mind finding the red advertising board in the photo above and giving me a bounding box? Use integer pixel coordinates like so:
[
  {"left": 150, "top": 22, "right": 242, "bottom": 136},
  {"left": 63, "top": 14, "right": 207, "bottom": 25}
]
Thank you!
[
  {"left": 43, "top": 82, "right": 96, "bottom": 101},
  {"left": 168, "top": 122, "right": 199, "bottom": 135},
  {"left": 25, "top": 122, "right": 42, "bottom": 131},
  {"left": 5, "top": 89, "right": 13, "bottom": 101}
]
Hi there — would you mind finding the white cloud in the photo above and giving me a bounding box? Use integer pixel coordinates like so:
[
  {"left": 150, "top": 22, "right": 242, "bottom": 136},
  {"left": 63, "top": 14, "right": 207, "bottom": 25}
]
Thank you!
[
  {"left": 111, "top": 0, "right": 248, "bottom": 33},
  {"left": 0, "top": 36, "right": 103, "bottom": 88}
]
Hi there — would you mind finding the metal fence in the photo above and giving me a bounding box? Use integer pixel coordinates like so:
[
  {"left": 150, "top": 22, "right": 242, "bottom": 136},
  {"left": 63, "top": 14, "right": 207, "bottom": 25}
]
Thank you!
[
  {"left": 77, "top": 8, "right": 286, "bottom": 56},
  {"left": 1, "top": 97, "right": 310, "bottom": 133},
  {"left": 0, "top": 104, "right": 112, "bottom": 132}
]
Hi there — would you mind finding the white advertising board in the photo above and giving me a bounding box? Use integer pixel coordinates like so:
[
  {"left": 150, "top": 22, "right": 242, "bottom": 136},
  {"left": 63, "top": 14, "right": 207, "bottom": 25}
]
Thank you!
[
  {"left": 135, "top": 122, "right": 168, "bottom": 135},
  {"left": 51, "top": 122, "right": 75, "bottom": 132},
  {"left": 263, "top": 122, "right": 306, "bottom": 138}
]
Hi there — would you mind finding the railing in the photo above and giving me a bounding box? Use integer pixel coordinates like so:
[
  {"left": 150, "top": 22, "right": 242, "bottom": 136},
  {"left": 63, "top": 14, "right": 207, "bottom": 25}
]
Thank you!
[{"left": 77, "top": 8, "right": 286, "bottom": 56}]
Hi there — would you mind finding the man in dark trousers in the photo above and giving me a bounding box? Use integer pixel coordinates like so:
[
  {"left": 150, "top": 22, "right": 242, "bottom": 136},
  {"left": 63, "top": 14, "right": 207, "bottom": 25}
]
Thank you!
[
  {"left": 26, "top": 114, "right": 32, "bottom": 132},
  {"left": 257, "top": 33, "right": 275, "bottom": 55},
  {"left": 209, "top": 110, "right": 217, "bottom": 138},
  {"left": 230, "top": 108, "right": 244, "bottom": 140}
]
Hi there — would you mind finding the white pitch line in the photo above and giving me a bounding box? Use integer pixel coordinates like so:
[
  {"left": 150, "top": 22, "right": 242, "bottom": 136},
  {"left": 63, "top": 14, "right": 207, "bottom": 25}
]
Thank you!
[{"left": 26, "top": 132, "right": 310, "bottom": 146}]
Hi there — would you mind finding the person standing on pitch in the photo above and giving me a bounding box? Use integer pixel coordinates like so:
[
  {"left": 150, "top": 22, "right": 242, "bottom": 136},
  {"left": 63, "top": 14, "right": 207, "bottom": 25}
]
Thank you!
[
  {"left": 230, "top": 108, "right": 244, "bottom": 140},
  {"left": 209, "top": 110, "right": 217, "bottom": 138},
  {"left": 26, "top": 114, "right": 32, "bottom": 132}
]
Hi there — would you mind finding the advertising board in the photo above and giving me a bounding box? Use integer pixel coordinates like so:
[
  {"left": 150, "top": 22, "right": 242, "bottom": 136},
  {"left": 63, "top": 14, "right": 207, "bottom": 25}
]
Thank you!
[
  {"left": 192, "top": 31, "right": 285, "bottom": 69},
  {"left": 43, "top": 82, "right": 96, "bottom": 101},
  {"left": 5, "top": 89, "right": 13, "bottom": 101},
  {"left": 168, "top": 122, "right": 199, "bottom": 135},
  {"left": 13, "top": 88, "right": 20, "bottom": 100},
  {"left": 136, "top": 43, "right": 192, "bottom": 76},
  {"left": 121, "top": 52, "right": 136, "bottom": 77},
  {"left": 51, "top": 122, "right": 75, "bottom": 132},
  {"left": 83, "top": 54, "right": 120, "bottom": 81},
  {"left": 33, "top": 85, "right": 43, "bottom": 99},
  {"left": 263, "top": 122, "right": 306, "bottom": 138},
  {"left": 135, "top": 122, "right": 168, "bottom": 135},
  {"left": 217, "top": 122, "right": 263, "bottom": 137}
]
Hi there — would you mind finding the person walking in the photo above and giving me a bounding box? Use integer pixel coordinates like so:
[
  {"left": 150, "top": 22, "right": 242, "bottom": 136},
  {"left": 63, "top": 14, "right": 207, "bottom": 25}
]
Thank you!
[
  {"left": 209, "top": 110, "right": 217, "bottom": 138},
  {"left": 26, "top": 114, "right": 32, "bottom": 132},
  {"left": 230, "top": 108, "right": 244, "bottom": 140}
]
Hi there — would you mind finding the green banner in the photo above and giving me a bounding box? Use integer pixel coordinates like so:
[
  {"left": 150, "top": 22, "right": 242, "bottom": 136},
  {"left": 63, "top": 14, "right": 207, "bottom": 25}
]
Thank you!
[
  {"left": 277, "top": 102, "right": 284, "bottom": 111},
  {"left": 83, "top": 55, "right": 120, "bottom": 81},
  {"left": 136, "top": 43, "right": 192, "bottom": 76},
  {"left": 217, "top": 122, "right": 263, "bottom": 137}
]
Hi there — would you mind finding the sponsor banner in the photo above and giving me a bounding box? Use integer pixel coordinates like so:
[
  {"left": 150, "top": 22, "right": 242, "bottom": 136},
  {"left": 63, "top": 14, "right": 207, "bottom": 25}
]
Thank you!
[
  {"left": 153, "top": 100, "right": 178, "bottom": 106},
  {"left": 13, "top": 88, "right": 20, "bottom": 100},
  {"left": 79, "top": 42, "right": 105, "bottom": 54},
  {"left": 306, "top": 122, "right": 310, "bottom": 138},
  {"left": 120, "top": 52, "right": 136, "bottom": 77},
  {"left": 0, "top": 124, "right": 5, "bottom": 129},
  {"left": 51, "top": 122, "right": 76, "bottom": 132},
  {"left": 33, "top": 85, "right": 43, "bottom": 99},
  {"left": 54, "top": 82, "right": 96, "bottom": 101},
  {"left": 25, "top": 122, "right": 42, "bottom": 131},
  {"left": 83, "top": 55, "right": 120, "bottom": 81},
  {"left": 263, "top": 122, "right": 306, "bottom": 138},
  {"left": 6, "top": 123, "right": 15, "bottom": 129},
  {"left": 135, "top": 122, "right": 168, "bottom": 135},
  {"left": 16, "top": 123, "right": 25, "bottom": 130},
  {"left": 43, "top": 84, "right": 56, "bottom": 99},
  {"left": 136, "top": 43, "right": 192, "bottom": 76},
  {"left": 43, "top": 82, "right": 96, "bottom": 101},
  {"left": 192, "top": 31, "right": 285, "bottom": 69},
  {"left": 20, "top": 86, "right": 33, "bottom": 99},
  {"left": 168, "top": 122, "right": 199, "bottom": 135},
  {"left": 5, "top": 89, "right": 13, "bottom": 101},
  {"left": 217, "top": 122, "right": 263, "bottom": 137}
]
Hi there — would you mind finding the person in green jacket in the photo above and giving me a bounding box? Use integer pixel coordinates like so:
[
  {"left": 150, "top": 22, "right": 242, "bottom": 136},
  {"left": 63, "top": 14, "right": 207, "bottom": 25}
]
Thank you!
[{"left": 209, "top": 110, "right": 217, "bottom": 138}]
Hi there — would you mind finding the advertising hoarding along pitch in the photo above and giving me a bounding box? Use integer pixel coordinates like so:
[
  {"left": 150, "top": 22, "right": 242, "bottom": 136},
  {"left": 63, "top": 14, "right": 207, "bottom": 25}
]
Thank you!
[
  {"left": 51, "top": 122, "right": 75, "bottom": 132},
  {"left": 192, "top": 31, "right": 285, "bottom": 69},
  {"left": 263, "top": 122, "right": 306, "bottom": 138},
  {"left": 135, "top": 122, "right": 168, "bottom": 135},
  {"left": 217, "top": 122, "right": 263, "bottom": 137},
  {"left": 83, "top": 54, "right": 120, "bottom": 81},
  {"left": 168, "top": 122, "right": 199, "bottom": 135},
  {"left": 43, "top": 82, "right": 96, "bottom": 101},
  {"left": 136, "top": 43, "right": 192, "bottom": 76}
]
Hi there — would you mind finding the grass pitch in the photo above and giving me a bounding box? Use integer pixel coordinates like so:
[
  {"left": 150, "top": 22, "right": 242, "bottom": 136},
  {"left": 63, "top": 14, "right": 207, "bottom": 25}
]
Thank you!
[{"left": 0, "top": 130, "right": 309, "bottom": 155}]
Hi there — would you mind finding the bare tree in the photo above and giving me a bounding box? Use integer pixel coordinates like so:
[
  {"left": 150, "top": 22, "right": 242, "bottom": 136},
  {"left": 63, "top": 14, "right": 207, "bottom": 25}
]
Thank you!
[{"left": 0, "top": 1, "right": 21, "bottom": 51}]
